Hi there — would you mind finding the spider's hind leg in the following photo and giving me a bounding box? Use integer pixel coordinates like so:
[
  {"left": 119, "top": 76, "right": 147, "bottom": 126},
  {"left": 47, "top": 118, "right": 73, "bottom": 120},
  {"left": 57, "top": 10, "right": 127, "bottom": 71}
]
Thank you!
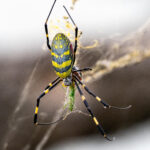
[
  {"left": 34, "top": 79, "right": 62, "bottom": 125},
  {"left": 75, "top": 80, "right": 112, "bottom": 141},
  {"left": 74, "top": 75, "right": 131, "bottom": 110},
  {"left": 44, "top": 77, "right": 60, "bottom": 90}
]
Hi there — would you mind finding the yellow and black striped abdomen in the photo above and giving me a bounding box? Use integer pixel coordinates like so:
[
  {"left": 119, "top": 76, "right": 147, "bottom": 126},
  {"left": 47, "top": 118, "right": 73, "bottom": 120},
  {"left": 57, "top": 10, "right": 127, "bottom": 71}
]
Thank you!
[{"left": 51, "top": 33, "right": 74, "bottom": 78}]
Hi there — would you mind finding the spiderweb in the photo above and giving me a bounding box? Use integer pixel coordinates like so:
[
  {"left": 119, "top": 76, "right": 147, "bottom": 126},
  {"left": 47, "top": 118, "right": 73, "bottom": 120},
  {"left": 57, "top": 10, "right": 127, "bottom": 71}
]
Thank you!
[
  {"left": 3, "top": 0, "right": 150, "bottom": 149},
  {"left": 37, "top": 7, "right": 150, "bottom": 150}
]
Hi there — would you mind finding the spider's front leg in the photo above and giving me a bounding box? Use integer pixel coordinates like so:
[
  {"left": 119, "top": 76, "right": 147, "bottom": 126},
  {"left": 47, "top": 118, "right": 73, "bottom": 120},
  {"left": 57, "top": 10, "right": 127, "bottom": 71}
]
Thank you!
[
  {"left": 63, "top": 5, "right": 78, "bottom": 64},
  {"left": 72, "top": 67, "right": 92, "bottom": 73},
  {"left": 44, "top": 0, "right": 57, "bottom": 51}
]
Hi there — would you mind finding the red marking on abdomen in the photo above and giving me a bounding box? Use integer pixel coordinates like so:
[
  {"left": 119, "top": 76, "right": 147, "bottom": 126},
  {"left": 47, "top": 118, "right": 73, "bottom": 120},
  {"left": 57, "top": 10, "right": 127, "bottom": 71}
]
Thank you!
[{"left": 70, "top": 44, "right": 74, "bottom": 54}]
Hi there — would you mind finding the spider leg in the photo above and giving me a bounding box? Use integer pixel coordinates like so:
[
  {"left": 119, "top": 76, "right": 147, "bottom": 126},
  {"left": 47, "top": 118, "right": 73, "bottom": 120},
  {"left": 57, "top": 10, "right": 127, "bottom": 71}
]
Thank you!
[
  {"left": 45, "top": 0, "right": 57, "bottom": 51},
  {"left": 73, "top": 26, "right": 78, "bottom": 64},
  {"left": 74, "top": 75, "right": 131, "bottom": 110},
  {"left": 75, "top": 80, "right": 112, "bottom": 141},
  {"left": 44, "top": 77, "right": 60, "bottom": 90},
  {"left": 34, "top": 79, "right": 62, "bottom": 125},
  {"left": 63, "top": 5, "right": 78, "bottom": 64},
  {"left": 72, "top": 67, "right": 92, "bottom": 72}
]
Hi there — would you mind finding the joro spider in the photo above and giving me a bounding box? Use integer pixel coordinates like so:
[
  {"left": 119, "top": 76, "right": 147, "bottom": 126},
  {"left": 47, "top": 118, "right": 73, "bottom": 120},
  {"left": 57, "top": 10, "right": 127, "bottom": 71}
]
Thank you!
[{"left": 34, "top": 0, "right": 131, "bottom": 141}]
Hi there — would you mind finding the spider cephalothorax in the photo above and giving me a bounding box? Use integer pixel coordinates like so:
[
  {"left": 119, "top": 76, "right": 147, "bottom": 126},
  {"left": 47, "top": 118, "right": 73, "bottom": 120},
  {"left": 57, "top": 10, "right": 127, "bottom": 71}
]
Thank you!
[
  {"left": 63, "top": 74, "right": 72, "bottom": 86},
  {"left": 34, "top": 0, "right": 131, "bottom": 141}
]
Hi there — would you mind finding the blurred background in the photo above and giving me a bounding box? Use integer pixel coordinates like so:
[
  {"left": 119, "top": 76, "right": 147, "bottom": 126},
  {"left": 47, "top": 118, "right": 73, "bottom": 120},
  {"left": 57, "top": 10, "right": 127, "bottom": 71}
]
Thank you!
[{"left": 0, "top": 0, "right": 150, "bottom": 150}]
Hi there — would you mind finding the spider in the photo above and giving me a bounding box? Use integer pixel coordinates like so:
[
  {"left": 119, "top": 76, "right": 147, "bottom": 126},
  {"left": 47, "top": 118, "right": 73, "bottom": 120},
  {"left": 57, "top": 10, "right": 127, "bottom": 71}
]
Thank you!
[{"left": 34, "top": 0, "right": 131, "bottom": 141}]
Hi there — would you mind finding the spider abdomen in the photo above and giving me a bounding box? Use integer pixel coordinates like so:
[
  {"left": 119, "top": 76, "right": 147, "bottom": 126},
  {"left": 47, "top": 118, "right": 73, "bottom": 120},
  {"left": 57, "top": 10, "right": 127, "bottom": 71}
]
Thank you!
[{"left": 51, "top": 33, "right": 74, "bottom": 78}]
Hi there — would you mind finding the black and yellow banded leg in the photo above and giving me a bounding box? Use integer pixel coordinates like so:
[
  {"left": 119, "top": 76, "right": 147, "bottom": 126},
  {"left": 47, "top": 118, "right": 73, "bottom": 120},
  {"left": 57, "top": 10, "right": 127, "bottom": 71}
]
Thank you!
[
  {"left": 44, "top": 0, "right": 57, "bottom": 51},
  {"left": 74, "top": 76, "right": 131, "bottom": 110},
  {"left": 75, "top": 81, "right": 112, "bottom": 141},
  {"left": 63, "top": 6, "right": 78, "bottom": 64},
  {"left": 73, "top": 26, "right": 78, "bottom": 60},
  {"left": 34, "top": 79, "right": 62, "bottom": 125},
  {"left": 44, "top": 77, "right": 60, "bottom": 90},
  {"left": 72, "top": 67, "right": 92, "bottom": 73}
]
